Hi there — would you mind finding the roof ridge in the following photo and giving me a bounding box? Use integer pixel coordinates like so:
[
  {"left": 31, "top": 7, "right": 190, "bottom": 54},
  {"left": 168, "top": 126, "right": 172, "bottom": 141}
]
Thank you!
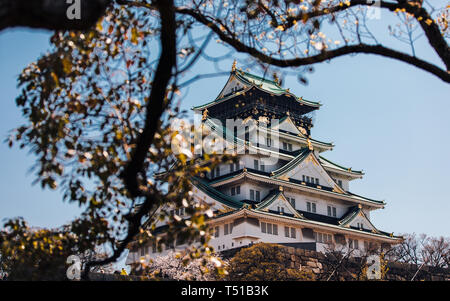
[
  {"left": 319, "top": 156, "right": 363, "bottom": 174},
  {"left": 236, "top": 70, "right": 281, "bottom": 86}
]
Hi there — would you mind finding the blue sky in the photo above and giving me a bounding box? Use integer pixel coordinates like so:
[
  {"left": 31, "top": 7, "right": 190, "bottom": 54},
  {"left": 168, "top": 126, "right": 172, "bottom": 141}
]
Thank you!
[{"left": 1, "top": 22, "right": 449, "bottom": 238}]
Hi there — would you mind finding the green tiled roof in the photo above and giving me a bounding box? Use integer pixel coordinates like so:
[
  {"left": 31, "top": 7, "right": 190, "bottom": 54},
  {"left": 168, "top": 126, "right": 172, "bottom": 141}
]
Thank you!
[
  {"left": 191, "top": 177, "right": 243, "bottom": 209},
  {"left": 256, "top": 190, "right": 282, "bottom": 210},
  {"left": 339, "top": 206, "right": 379, "bottom": 233},
  {"left": 192, "top": 70, "right": 320, "bottom": 110},
  {"left": 235, "top": 70, "right": 321, "bottom": 107},
  {"left": 271, "top": 148, "right": 311, "bottom": 177}
]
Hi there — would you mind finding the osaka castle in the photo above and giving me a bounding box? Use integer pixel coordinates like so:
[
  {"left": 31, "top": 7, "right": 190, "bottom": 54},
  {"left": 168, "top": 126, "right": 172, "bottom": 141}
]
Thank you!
[{"left": 126, "top": 64, "right": 401, "bottom": 265}]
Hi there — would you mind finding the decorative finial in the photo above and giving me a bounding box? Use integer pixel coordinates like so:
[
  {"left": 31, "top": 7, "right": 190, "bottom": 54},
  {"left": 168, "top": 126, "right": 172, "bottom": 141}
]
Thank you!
[
  {"left": 307, "top": 137, "right": 313, "bottom": 150},
  {"left": 358, "top": 204, "right": 362, "bottom": 209},
  {"left": 202, "top": 108, "right": 209, "bottom": 121},
  {"left": 279, "top": 186, "right": 283, "bottom": 191},
  {"left": 231, "top": 59, "right": 237, "bottom": 72},
  {"left": 273, "top": 72, "right": 279, "bottom": 84}
]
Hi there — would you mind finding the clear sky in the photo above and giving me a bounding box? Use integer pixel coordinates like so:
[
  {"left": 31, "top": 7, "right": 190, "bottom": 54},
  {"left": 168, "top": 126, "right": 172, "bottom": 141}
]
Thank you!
[{"left": 1, "top": 19, "right": 449, "bottom": 238}]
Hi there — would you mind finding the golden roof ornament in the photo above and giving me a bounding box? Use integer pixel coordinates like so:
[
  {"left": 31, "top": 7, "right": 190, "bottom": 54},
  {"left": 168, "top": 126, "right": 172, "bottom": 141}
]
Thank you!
[
  {"left": 358, "top": 204, "right": 362, "bottom": 209},
  {"left": 279, "top": 186, "right": 284, "bottom": 191},
  {"left": 202, "top": 108, "right": 209, "bottom": 121},
  {"left": 273, "top": 72, "right": 279, "bottom": 85},
  {"left": 298, "top": 126, "right": 307, "bottom": 136},
  {"left": 307, "top": 137, "right": 313, "bottom": 150},
  {"left": 231, "top": 59, "right": 237, "bottom": 72}
]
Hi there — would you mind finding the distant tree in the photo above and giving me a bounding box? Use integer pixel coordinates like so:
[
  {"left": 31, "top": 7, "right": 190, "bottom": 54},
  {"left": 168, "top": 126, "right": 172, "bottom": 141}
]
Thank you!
[
  {"left": 226, "top": 243, "right": 315, "bottom": 281},
  {"left": 319, "top": 242, "right": 389, "bottom": 281},
  {"left": 388, "top": 233, "right": 449, "bottom": 279},
  {"left": 0, "top": 218, "right": 80, "bottom": 280}
]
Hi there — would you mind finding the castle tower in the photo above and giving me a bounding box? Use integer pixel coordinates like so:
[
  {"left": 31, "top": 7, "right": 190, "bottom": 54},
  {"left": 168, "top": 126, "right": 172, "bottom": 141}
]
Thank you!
[{"left": 126, "top": 65, "right": 401, "bottom": 265}]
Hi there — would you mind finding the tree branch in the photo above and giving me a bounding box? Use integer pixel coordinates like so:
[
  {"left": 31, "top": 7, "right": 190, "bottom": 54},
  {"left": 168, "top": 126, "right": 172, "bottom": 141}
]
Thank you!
[
  {"left": 177, "top": 6, "right": 450, "bottom": 83},
  {"left": 82, "top": 0, "right": 176, "bottom": 279}
]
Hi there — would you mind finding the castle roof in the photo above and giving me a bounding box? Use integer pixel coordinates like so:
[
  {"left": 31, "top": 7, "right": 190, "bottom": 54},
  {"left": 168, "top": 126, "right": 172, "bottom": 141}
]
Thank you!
[{"left": 192, "top": 69, "right": 321, "bottom": 111}]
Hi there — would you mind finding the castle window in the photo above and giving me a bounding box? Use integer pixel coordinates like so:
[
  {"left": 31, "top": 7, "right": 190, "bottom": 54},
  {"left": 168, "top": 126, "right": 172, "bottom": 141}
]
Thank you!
[
  {"left": 260, "top": 163, "right": 265, "bottom": 172},
  {"left": 266, "top": 137, "right": 272, "bottom": 147},
  {"left": 307, "top": 202, "right": 316, "bottom": 213},
  {"left": 285, "top": 226, "right": 296, "bottom": 238},
  {"left": 230, "top": 186, "right": 240, "bottom": 196},
  {"left": 290, "top": 198, "right": 296, "bottom": 208},
  {"left": 254, "top": 160, "right": 259, "bottom": 170},
  {"left": 327, "top": 205, "right": 337, "bottom": 217},
  {"left": 288, "top": 144, "right": 293, "bottom": 151},
  {"left": 212, "top": 166, "right": 220, "bottom": 177},
  {"left": 224, "top": 223, "right": 233, "bottom": 235},
  {"left": 315, "top": 178, "right": 319, "bottom": 184},
  {"left": 349, "top": 239, "right": 359, "bottom": 249},
  {"left": 230, "top": 163, "right": 234, "bottom": 173},
  {"left": 315, "top": 232, "right": 332, "bottom": 243},
  {"left": 250, "top": 189, "right": 260, "bottom": 201},
  {"left": 261, "top": 222, "right": 278, "bottom": 235},
  {"left": 291, "top": 227, "right": 296, "bottom": 238},
  {"left": 214, "top": 226, "right": 219, "bottom": 237},
  {"left": 282, "top": 142, "right": 287, "bottom": 150}
]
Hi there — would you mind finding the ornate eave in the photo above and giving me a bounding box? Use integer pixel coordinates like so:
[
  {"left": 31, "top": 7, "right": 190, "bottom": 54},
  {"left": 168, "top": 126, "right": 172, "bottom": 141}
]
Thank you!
[
  {"left": 207, "top": 169, "right": 385, "bottom": 208},
  {"left": 208, "top": 207, "right": 401, "bottom": 242},
  {"left": 319, "top": 156, "right": 364, "bottom": 179}
]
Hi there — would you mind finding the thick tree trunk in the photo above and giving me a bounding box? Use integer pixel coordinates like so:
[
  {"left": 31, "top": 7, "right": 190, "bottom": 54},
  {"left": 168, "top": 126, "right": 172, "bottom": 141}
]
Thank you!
[{"left": 0, "top": 0, "right": 110, "bottom": 31}]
